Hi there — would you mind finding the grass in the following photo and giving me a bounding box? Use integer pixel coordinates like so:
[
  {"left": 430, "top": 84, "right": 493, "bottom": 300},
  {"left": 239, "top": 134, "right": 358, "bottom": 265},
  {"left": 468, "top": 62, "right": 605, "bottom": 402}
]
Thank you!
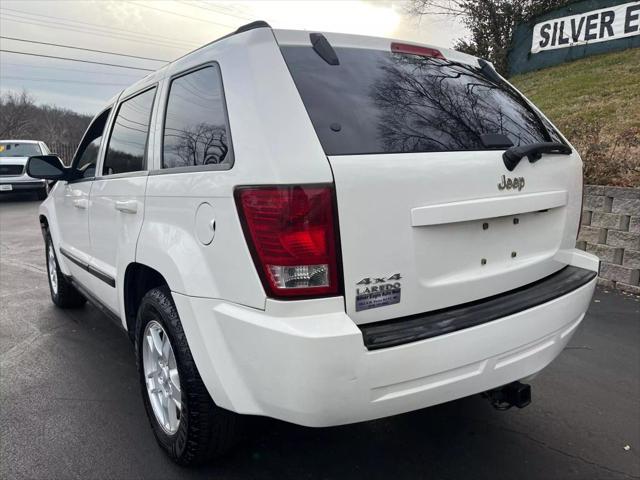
[
  {"left": 510, "top": 48, "right": 640, "bottom": 134},
  {"left": 510, "top": 48, "right": 640, "bottom": 186}
]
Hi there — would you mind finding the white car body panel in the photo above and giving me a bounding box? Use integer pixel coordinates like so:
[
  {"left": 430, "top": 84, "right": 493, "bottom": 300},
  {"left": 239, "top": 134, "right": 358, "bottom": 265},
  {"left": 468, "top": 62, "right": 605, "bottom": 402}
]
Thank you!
[
  {"left": 138, "top": 27, "right": 334, "bottom": 309},
  {"left": 36, "top": 25, "right": 599, "bottom": 427},
  {"left": 55, "top": 181, "right": 94, "bottom": 286},
  {"left": 173, "top": 252, "right": 596, "bottom": 426},
  {"left": 329, "top": 149, "right": 584, "bottom": 325},
  {"left": 89, "top": 175, "right": 148, "bottom": 314}
]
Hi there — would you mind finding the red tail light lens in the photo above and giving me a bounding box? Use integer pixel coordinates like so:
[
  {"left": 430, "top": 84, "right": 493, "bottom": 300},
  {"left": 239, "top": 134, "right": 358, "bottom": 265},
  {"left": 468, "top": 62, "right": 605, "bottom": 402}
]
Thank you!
[
  {"left": 391, "top": 42, "right": 445, "bottom": 59},
  {"left": 235, "top": 185, "right": 341, "bottom": 299}
]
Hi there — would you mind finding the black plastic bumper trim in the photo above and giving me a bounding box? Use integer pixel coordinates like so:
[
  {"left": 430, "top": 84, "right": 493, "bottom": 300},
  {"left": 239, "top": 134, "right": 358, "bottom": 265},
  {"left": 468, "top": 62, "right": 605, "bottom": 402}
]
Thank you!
[{"left": 359, "top": 266, "right": 596, "bottom": 351}]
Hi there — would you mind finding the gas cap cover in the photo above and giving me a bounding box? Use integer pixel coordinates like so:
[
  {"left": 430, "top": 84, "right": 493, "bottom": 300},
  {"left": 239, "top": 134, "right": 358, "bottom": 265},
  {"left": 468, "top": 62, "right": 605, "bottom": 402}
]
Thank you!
[{"left": 194, "top": 202, "right": 216, "bottom": 245}]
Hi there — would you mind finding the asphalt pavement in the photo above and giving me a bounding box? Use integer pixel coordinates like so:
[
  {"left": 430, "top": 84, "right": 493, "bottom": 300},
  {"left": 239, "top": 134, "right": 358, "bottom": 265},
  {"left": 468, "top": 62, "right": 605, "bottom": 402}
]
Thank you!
[{"left": 1, "top": 192, "right": 639, "bottom": 480}]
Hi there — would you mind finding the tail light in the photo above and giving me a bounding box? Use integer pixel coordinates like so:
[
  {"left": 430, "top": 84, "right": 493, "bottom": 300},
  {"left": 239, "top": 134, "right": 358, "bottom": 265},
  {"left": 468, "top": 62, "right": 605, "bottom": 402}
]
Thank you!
[
  {"left": 235, "top": 185, "right": 342, "bottom": 299},
  {"left": 391, "top": 42, "right": 445, "bottom": 59}
]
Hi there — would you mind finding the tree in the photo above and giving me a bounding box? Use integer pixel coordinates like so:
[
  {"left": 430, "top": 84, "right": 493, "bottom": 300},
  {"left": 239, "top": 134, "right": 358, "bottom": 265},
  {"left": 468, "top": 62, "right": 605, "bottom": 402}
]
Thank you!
[
  {"left": 370, "top": 54, "right": 546, "bottom": 151},
  {"left": 0, "top": 90, "right": 91, "bottom": 156},
  {"left": 0, "top": 90, "right": 35, "bottom": 138},
  {"left": 407, "top": 0, "right": 571, "bottom": 74}
]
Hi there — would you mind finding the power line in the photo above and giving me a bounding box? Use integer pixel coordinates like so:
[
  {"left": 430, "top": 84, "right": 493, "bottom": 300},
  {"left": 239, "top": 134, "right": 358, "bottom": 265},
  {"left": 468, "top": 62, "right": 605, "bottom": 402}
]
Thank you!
[
  {"left": 130, "top": 2, "right": 237, "bottom": 28},
  {"left": 0, "top": 50, "right": 155, "bottom": 71},
  {"left": 0, "top": 14, "right": 191, "bottom": 51},
  {"left": 0, "top": 36, "right": 170, "bottom": 63},
  {"left": 0, "top": 13, "right": 193, "bottom": 50},
  {"left": 186, "top": 1, "right": 253, "bottom": 20},
  {"left": 1, "top": 62, "right": 143, "bottom": 77},
  {"left": 0, "top": 75, "right": 130, "bottom": 86},
  {"left": 0, "top": 7, "right": 200, "bottom": 48}
]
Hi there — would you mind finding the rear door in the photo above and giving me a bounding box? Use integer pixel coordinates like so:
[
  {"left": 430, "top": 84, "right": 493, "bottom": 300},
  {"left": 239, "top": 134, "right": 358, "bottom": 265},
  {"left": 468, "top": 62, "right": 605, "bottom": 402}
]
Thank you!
[
  {"left": 278, "top": 34, "right": 583, "bottom": 325},
  {"left": 89, "top": 86, "right": 157, "bottom": 313}
]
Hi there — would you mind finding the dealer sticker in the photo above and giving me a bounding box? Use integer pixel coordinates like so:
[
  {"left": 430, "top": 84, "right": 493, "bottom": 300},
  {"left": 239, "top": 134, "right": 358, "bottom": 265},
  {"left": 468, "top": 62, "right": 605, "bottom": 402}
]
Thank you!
[{"left": 355, "top": 273, "right": 402, "bottom": 312}]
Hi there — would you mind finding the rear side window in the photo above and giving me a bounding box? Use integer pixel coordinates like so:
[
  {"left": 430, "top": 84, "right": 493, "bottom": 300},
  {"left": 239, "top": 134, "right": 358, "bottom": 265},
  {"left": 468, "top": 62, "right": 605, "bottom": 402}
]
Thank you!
[
  {"left": 162, "top": 65, "right": 232, "bottom": 169},
  {"left": 103, "top": 87, "right": 156, "bottom": 175},
  {"left": 280, "top": 46, "right": 563, "bottom": 156}
]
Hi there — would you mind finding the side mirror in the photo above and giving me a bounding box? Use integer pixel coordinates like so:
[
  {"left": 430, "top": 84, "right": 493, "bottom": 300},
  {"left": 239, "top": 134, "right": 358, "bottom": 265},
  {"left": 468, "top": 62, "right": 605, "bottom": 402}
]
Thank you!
[{"left": 26, "top": 155, "right": 69, "bottom": 181}]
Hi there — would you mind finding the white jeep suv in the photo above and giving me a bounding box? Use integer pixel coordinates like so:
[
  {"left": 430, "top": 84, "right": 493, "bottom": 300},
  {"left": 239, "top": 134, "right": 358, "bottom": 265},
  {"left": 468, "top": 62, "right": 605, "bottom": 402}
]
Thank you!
[{"left": 27, "top": 22, "right": 599, "bottom": 465}]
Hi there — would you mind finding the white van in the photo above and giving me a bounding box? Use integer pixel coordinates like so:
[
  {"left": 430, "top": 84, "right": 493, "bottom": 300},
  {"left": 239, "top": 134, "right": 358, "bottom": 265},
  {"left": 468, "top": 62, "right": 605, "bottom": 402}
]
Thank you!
[{"left": 27, "top": 21, "right": 599, "bottom": 465}]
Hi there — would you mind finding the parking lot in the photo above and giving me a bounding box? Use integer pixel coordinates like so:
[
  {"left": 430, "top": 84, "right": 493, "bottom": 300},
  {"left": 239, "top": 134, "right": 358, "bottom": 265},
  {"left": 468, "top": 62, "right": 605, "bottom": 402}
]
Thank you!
[{"left": 1, "top": 193, "right": 639, "bottom": 480}]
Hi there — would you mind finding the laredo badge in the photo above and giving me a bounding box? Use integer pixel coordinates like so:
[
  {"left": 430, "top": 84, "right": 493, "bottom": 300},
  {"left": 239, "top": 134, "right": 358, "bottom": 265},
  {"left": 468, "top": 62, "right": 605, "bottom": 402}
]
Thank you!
[{"left": 355, "top": 273, "right": 402, "bottom": 312}]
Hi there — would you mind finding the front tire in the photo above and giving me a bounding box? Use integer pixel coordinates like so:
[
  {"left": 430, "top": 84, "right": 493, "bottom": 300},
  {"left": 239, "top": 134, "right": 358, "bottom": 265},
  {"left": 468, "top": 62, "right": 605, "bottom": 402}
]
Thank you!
[
  {"left": 135, "top": 286, "right": 241, "bottom": 465},
  {"left": 45, "top": 234, "right": 86, "bottom": 308}
]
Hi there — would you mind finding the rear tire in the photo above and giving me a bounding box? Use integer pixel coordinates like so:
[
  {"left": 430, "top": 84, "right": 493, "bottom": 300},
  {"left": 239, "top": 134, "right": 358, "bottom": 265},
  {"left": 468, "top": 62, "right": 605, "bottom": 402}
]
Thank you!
[
  {"left": 135, "top": 286, "right": 241, "bottom": 465},
  {"left": 45, "top": 234, "right": 86, "bottom": 308}
]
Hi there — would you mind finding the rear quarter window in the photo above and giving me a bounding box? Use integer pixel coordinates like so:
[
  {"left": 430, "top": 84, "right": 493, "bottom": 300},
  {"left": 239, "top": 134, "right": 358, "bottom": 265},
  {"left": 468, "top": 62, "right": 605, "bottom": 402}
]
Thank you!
[
  {"left": 280, "top": 46, "right": 563, "bottom": 156},
  {"left": 162, "top": 64, "right": 233, "bottom": 170}
]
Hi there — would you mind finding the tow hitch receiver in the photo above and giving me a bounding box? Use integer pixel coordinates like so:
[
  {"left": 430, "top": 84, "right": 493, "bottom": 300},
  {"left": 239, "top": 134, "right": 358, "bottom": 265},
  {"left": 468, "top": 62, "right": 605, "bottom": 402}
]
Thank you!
[{"left": 484, "top": 381, "right": 531, "bottom": 410}]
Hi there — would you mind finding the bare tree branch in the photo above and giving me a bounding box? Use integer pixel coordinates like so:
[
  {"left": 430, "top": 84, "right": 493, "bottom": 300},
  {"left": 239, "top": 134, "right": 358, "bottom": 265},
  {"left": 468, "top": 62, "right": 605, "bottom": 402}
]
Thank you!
[
  {"left": 0, "top": 90, "right": 91, "bottom": 148},
  {"left": 406, "top": 0, "right": 572, "bottom": 74}
]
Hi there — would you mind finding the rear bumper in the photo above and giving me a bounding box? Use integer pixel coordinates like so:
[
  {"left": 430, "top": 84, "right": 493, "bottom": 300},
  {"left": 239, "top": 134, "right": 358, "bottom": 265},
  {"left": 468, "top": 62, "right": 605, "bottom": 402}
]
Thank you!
[
  {"left": 360, "top": 265, "right": 596, "bottom": 350},
  {"left": 173, "top": 251, "right": 598, "bottom": 427}
]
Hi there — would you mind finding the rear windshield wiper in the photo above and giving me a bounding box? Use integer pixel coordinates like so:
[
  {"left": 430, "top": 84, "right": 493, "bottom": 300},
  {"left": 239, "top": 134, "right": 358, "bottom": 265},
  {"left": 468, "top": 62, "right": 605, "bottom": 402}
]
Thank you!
[
  {"left": 503, "top": 142, "right": 572, "bottom": 171},
  {"left": 476, "top": 61, "right": 573, "bottom": 171}
]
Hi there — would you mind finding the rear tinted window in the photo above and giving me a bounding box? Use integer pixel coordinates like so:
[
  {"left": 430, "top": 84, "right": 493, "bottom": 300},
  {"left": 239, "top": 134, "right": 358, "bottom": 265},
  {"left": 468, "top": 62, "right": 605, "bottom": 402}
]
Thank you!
[{"left": 280, "top": 46, "right": 563, "bottom": 156}]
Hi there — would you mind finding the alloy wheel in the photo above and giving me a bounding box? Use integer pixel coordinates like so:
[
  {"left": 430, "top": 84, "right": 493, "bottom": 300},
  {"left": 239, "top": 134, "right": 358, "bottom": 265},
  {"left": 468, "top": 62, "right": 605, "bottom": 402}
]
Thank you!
[
  {"left": 47, "top": 244, "right": 58, "bottom": 295},
  {"left": 142, "top": 320, "right": 182, "bottom": 435}
]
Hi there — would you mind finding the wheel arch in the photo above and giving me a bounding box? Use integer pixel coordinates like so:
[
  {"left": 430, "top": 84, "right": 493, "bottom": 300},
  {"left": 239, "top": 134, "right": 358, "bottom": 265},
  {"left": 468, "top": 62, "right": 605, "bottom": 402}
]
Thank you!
[
  {"left": 38, "top": 208, "right": 71, "bottom": 277},
  {"left": 123, "top": 263, "right": 231, "bottom": 410},
  {"left": 123, "top": 263, "right": 169, "bottom": 342},
  {"left": 39, "top": 214, "right": 49, "bottom": 238}
]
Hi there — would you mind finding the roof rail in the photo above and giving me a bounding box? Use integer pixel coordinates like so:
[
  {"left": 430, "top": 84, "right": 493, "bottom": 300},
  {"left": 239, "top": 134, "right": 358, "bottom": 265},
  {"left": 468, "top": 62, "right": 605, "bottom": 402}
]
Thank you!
[{"left": 234, "top": 20, "right": 271, "bottom": 35}]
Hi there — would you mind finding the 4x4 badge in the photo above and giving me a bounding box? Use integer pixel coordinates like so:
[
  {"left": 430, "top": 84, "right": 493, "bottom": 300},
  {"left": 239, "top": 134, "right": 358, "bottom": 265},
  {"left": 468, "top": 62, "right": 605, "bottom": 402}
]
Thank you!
[{"left": 356, "top": 273, "right": 401, "bottom": 285}]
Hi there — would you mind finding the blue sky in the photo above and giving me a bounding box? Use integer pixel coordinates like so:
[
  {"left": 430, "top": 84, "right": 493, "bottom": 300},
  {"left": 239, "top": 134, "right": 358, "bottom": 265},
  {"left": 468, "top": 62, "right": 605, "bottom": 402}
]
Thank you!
[{"left": 0, "top": 0, "right": 465, "bottom": 115}]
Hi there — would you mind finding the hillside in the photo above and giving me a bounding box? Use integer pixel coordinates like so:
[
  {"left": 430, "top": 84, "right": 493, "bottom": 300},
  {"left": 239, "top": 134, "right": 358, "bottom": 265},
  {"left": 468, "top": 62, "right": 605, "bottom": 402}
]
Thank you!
[
  {"left": 510, "top": 48, "right": 640, "bottom": 187},
  {"left": 0, "top": 91, "right": 91, "bottom": 163}
]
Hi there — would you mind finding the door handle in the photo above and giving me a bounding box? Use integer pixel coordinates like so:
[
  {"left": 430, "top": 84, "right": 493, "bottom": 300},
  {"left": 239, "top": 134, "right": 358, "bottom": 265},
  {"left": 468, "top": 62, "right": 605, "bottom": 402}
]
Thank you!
[
  {"left": 73, "top": 198, "right": 88, "bottom": 209},
  {"left": 65, "top": 187, "right": 83, "bottom": 198},
  {"left": 115, "top": 200, "right": 138, "bottom": 214}
]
